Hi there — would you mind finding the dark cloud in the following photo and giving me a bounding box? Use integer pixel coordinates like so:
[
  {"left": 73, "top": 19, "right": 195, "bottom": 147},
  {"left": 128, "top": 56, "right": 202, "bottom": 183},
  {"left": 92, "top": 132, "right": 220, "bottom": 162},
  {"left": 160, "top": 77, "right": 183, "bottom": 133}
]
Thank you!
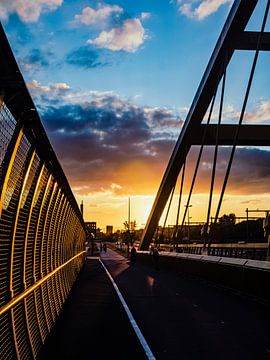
[
  {"left": 19, "top": 48, "right": 53, "bottom": 73},
  {"left": 36, "top": 87, "right": 270, "bottom": 196},
  {"left": 185, "top": 146, "right": 270, "bottom": 195},
  {"left": 43, "top": 103, "right": 150, "bottom": 143},
  {"left": 229, "top": 147, "right": 270, "bottom": 192},
  {"left": 146, "top": 108, "right": 183, "bottom": 130},
  {"left": 28, "top": 48, "right": 50, "bottom": 66},
  {"left": 41, "top": 99, "right": 176, "bottom": 193},
  {"left": 66, "top": 46, "right": 106, "bottom": 69}
]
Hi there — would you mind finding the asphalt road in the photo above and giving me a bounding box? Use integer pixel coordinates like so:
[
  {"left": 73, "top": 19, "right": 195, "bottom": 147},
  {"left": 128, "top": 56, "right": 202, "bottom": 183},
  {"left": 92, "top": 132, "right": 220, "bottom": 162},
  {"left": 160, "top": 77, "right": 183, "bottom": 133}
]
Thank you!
[{"left": 39, "top": 248, "right": 270, "bottom": 360}]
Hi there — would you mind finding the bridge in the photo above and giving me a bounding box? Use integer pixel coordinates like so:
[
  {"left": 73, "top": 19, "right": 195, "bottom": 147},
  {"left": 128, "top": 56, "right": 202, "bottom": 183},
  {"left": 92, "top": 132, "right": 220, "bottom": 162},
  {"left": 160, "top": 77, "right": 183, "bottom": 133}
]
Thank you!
[{"left": 1, "top": 0, "right": 270, "bottom": 359}]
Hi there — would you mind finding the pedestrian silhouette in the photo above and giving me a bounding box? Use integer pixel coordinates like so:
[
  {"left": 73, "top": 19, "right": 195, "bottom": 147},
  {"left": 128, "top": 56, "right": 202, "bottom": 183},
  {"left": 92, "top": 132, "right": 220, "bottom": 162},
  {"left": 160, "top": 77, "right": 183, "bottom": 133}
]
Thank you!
[
  {"left": 152, "top": 248, "right": 160, "bottom": 270},
  {"left": 100, "top": 243, "right": 103, "bottom": 252},
  {"left": 103, "top": 243, "right": 107, "bottom": 252},
  {"left": 130, "top": 246, "right": 137, "bottom": 264}
]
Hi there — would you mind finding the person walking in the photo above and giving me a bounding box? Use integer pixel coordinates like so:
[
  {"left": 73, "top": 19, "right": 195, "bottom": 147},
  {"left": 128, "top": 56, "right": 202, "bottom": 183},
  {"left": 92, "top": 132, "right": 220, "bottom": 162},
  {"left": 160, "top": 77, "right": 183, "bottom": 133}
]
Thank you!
[
  {"left": 152, "top": 247, "right": 160, "bottom": 270},
  {"left": 103, "top": 243, "right": 107, "bottom": 252},
  {"left": 130, "top": 246, "right": 137, "bottom": 264}
]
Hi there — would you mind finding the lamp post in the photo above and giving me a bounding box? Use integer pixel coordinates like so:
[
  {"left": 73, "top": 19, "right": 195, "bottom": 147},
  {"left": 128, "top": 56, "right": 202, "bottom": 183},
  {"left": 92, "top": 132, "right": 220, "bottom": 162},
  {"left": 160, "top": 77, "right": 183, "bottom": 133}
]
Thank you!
[
  {"left": 246, "top": 208, "right": 249, "bottom": 243},
  {"left": 127, "top": 196, "right": 131, "bottom": 255},
  {"left": 185, "top": 204, "right": 192, "bottom": 240}
]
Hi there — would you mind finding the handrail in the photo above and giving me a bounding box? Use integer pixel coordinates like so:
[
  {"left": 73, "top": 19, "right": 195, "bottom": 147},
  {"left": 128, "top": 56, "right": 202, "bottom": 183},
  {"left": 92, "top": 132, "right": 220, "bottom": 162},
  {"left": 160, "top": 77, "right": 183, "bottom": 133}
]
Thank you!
[
  {"left": 175, "top": 243, "right": 268, "bottom": 249},
  {"left": 0, "top": 251, "right": 85, "bottom": 316}
]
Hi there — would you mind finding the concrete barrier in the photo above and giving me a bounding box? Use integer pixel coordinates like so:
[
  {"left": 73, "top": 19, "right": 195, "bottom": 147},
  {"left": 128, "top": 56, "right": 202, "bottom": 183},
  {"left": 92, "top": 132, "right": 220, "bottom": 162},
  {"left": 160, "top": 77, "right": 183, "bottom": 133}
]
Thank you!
[{"left": 137, "top": 251, "right": 270, "bottom": 300}]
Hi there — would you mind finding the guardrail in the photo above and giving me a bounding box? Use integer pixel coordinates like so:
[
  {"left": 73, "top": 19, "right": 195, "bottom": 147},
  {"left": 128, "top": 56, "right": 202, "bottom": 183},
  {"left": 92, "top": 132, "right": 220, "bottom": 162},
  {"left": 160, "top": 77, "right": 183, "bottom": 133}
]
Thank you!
[
  {"left": 138, "top": 250, "right": 270, "bottom": 269},
  {"left": 137, "top": 251, "right": 270, "bottom": 300},
  {"left": 154, "top": 242, "right": 269, "bottom": 260},
  {"left": 0, "top": 23, "right": 86, "bottom": 358}
]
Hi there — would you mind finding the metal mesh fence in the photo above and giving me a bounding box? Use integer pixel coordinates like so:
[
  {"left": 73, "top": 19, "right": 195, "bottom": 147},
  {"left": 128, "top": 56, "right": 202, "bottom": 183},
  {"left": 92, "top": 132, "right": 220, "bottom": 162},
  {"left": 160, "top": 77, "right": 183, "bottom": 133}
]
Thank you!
[{"left": 0, "top": 37, "right": 86, "bottom": 360}]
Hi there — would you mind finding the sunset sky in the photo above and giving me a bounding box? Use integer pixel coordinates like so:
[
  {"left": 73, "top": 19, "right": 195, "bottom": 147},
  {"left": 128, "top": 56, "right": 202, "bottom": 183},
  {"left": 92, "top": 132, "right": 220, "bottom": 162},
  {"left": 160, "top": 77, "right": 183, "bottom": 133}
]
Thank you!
[{"left": 2, "top": 0, "right": 270, "bottom": 231}]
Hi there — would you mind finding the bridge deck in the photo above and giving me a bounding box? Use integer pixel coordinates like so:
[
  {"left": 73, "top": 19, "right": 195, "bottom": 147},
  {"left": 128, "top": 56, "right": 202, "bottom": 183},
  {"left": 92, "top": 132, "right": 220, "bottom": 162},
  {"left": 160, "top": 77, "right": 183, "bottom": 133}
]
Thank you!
[
  {"left": 39, "top": 248, "right": 270, "bottom": 359},
  {"left": 38, "top": 253, "right": 146, "bottom": 360}
]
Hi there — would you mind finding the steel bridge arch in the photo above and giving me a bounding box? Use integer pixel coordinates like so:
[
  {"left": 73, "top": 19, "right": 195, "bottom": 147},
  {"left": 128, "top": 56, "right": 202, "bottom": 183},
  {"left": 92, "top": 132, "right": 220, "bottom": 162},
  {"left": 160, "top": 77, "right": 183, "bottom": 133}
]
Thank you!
[{"left": 140, "top": 0, "right": 270, "bottom": 250}]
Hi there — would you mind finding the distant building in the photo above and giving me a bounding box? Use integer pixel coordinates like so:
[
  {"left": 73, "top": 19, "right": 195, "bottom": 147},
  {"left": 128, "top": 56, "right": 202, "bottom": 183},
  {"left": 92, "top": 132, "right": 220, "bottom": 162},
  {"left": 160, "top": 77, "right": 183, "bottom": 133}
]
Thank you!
[
  {"left": 85, "top": 222, "right": 96, "bottom": 239},
  {"left": 96, "top": 228, "right": 104, "bottom": 239},
  {"left": 106, "top": 225, "right": 113, "bottom": 236}
]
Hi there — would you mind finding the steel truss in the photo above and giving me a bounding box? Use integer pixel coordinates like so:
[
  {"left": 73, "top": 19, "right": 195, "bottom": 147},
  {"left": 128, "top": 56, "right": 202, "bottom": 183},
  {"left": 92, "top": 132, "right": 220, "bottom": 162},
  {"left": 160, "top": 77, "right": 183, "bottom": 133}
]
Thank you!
[{"left": 140, "top": 0, "right": 270, "bottom": 250}]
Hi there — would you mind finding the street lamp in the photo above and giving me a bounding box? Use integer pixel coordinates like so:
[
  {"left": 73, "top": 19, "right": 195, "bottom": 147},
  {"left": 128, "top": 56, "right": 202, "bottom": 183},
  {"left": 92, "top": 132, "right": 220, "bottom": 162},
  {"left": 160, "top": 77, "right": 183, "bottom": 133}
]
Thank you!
[{"left": 185, "top": 204, "right": 192, "bottom": 240}]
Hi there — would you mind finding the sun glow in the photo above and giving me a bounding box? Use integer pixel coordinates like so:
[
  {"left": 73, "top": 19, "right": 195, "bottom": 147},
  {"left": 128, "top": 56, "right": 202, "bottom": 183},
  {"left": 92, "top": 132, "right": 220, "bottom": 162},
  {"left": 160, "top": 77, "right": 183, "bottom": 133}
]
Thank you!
[{"left": 76, "top": 191, "right": 270, "bottom": 232}]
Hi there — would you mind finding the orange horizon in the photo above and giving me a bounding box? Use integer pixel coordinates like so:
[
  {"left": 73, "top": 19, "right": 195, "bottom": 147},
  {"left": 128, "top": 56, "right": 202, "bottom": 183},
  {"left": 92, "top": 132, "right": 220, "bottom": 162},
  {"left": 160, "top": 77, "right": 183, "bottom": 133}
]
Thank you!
[{"left": 76, "top": 191, "right": 270, "bottom": 232}]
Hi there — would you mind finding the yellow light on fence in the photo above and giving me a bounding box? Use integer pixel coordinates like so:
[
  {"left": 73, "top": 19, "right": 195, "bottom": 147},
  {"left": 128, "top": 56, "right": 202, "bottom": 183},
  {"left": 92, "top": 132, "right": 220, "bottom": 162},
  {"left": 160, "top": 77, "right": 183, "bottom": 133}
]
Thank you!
[{"left": 0, "top": 251, "right": 85, "bottom": 316}]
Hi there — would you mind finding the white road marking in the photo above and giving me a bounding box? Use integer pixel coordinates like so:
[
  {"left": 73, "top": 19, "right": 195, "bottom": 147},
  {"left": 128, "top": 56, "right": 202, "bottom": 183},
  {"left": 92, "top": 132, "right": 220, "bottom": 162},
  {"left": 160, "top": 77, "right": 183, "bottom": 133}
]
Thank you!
[{"left": 99, "top": 258, "right": 156, "bottom": 360}]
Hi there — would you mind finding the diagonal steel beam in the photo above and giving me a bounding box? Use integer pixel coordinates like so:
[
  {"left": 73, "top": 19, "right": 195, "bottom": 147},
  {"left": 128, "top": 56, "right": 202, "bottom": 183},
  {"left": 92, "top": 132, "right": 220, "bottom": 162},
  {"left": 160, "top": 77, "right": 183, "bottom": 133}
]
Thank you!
[{"left": 140, "top": 0, "right": 260, "bottom": 250}]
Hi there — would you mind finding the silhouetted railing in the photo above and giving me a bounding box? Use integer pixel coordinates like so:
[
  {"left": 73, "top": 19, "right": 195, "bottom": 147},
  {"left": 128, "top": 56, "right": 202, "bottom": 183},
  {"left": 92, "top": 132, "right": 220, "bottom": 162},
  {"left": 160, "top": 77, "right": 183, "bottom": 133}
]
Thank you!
[
  {"left": 152, "top": 242, "right": 268, "bottom": 260},
  {"left": 174, "top": 243, "right": 268, "bottom": 260},
  {"left": 0, "top": 24, "right": 86, "bottom": 358}
]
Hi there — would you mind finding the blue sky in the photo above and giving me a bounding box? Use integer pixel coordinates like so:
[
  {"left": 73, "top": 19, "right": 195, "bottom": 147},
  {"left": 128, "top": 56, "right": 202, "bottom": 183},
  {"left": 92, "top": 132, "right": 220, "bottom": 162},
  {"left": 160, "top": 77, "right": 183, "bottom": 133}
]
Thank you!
[
  {"left": 2, "top": 0, "right": 270, "bottom": 229},
  {"left": 2, "top": 0, "right": 237, "bottom": 108}
]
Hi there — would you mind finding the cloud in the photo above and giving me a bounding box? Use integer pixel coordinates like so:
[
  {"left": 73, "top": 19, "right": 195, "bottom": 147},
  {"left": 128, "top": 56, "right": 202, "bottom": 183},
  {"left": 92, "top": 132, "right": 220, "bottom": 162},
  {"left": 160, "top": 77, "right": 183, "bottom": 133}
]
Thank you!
[
  {"left": 88, "top": 18, "right": 147, "bottom": 52},
  {"left": 110, "top": 183, "right": 122, "bottom": 191},
  {"left": 72, "top": 4, "right": 150, "bottom": 54},
  {"left": 28, "top": 81, "right": 181, "bottom": 193},
  {"left": 0, "top": 0, "right": 63, "bottom": 23},
  {"left": 140, "top": 12, "right": 151, "bottom": 20},
  {"left": 66, "top": 46, "right": 105, "bottom": 69},
  {"left": 30, "top": 80, "right": 270, "bottom": 197},
  {"left": 74, "top": 4, "right": 123, "bottom": 26},
  {"left": 41, "top": 102, "right": 170, "bottom": 194},
  {"left": 198, "top": 99, "right": 270, "bottom": 126},
  {"left": 211, "top": 100, "right": 270, "bottom": 125},
  {"left": 220, "top": 147, "right": 270, "bottom": 194},
  {"left": 177, "top": 0, "right": 233, "bottom": 20},
  {"left": 27, "top": 79, "right": 70, "bottom": 102},
  {"left": 18, "top": 48, "right": 53, "bottom": 74},
  {"left": 244, "top": 101, "right": 270, "bottom": 124},
  {"left": 144, "top": 107, "right": 183, "bottom": 129},
  {"left": 186, "top": 145, "right": 270, "bottom": 195}
]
